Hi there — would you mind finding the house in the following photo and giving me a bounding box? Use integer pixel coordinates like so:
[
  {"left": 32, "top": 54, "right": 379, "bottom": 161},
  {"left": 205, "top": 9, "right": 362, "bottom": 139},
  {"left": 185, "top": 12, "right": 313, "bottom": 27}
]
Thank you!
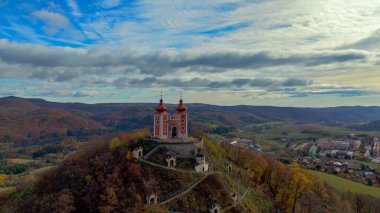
[
  {"left": 346, "top": 151, "right": 354, "bottom": 160},
  {"left": 349, "top": 134, "right": 357, "bottom": 139},
  {"left": 349, "top": 140, "right": 361, "bottom": 150},
  {"left": 334, "top": 167, "right": 342, "bottom": 174},
  {"left": 364, "top": 146, "right": 372, "bottom": 157},
  {"left": 332, "top": 141, "right": 349, "bottom": 150},
  {"left": 317, "top": 139, "right": 333, "bottom": 151},
  {"left": 330, "top": 150, "right": 338, "bottom": 157},
  {"left": 373, "top": 137, "right": 380, "bottom": 157},
  {"left": 336, "top": 150, "right": 348, "bottom": 159}
]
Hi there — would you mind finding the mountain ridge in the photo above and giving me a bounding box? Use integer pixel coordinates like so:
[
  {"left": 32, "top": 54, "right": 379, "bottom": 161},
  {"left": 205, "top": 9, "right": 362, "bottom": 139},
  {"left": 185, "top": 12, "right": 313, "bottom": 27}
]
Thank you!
[{"left": 1, "top": 96, "right": 380, "bottom": 143}]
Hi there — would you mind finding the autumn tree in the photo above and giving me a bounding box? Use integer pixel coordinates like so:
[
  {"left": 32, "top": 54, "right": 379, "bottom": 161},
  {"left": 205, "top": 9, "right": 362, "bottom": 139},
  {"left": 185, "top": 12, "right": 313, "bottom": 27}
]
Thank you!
[{"left": 0, "top": 174, "right": 6, "bottom": 185}]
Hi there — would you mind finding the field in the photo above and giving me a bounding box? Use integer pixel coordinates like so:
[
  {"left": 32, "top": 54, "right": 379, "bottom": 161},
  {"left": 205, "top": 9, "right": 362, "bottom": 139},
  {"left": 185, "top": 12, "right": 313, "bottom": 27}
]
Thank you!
[
  {"left": 349, "top": 160, "right": 380, "bottom": 173},
  {"left": 7, "top": 158, "right": 40, "bottom": 164},
  {"left": 309, "top": 170, "right": 380, "bottom": 198}
]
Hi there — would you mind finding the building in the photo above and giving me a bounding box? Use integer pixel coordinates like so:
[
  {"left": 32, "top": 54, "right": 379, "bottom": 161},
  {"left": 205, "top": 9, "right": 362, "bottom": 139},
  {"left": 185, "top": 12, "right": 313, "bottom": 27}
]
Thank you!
[
  {"left": 331, "top": 141, "right": 349, "bottom": 150},
  {"left": 165, "top": 154, "right": 176, "bottom": 167},
  {"left": 209, "top": 202, "right": 221, "bottom": 213},
  {"left": 132, "top": 147, "right": 143, "bottom": 160},
  {"left": 195, "top": 152, "right": 209, "bottom": 172},
  {"left": 350, "top": 140, "right": 361, "bottom": 150},
  {"left": 153, "top": 95, "right": 188, "bottom": 140},
  {"left": 308, "top": 146, "right": 318, "bottom": 157},
  {"left": 373, "top": 137, "right": 380, "bottom": 157},
  {"left": 146, "top": 192, "right": 158, "bottom": 205},
  {"left": 317, "top": 138, "right": 333, "bottom": 151}
]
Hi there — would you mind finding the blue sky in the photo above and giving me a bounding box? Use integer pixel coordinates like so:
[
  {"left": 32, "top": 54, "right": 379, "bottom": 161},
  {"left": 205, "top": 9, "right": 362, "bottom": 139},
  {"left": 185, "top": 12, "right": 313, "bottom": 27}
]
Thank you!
[{"left": 0, "top": 0, "right": 380, "bottom": 106}]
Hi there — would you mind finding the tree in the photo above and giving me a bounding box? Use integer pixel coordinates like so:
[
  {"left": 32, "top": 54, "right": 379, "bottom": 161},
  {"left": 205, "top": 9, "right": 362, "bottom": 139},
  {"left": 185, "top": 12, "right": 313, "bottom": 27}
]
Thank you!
[
  {"left": 109, "top": 137, "right": 122, "bottom": 150},
  {"left": 34, "top": 189, "right": 76, "bottom": 213},
  {"left": 143, "top": 204, "right": 168, "bottom": 213},
  {"left": 2, "top": 134, "right": 11, "bottom": 143},
  {"left": 98, "top": 187, "right": 119, "bottom": 213},
  {"left": 126, "top": 150, "right": 132, "bottom": 161},
  {"left": 0, "top": 174, "right": 6, "bottom": 185}
]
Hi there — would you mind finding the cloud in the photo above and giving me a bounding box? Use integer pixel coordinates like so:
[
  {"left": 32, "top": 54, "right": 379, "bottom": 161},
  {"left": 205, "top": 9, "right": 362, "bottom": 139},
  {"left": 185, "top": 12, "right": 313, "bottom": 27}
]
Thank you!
[
  {"left": 100, "top": 0, "right": 121, "bottom": 8},
  {"left": 55, "top": 71, "right": 80, "bottom": 82},
  {"left": 0, "top": 39, "right": 373, "bottom": 102},
  {"left": 172, "top": 51, "right": 368, "bottom": 70},
  {"left": 113, "top": 77, "right": 313, "bottom": 91},
  {"left": 340, "top": 29, "right": 380, "bottom": 51},
  {"left": 288, "top": 89, "right": 378, "bottom": 98},
  {"left": 1, "top": 1, "right": 380, "bottom": 105},
  {"left": 32, "top": 10, "right": 84, "bottom": 40},
  {"left": 0, "top": 40, "right": 369, "bottom": 72},
  {"left": 27, "top": 90, "right": 73, "bottom": 97},
  {"left": 72, "top": 91, "right": 96, "bottom": 97},
  {"left": 281, "top": 78, "right": 313, "bottom": 87},
  {"left": 32, "top": 10, "right": 71, "bottom": 35},
  {"left": 67, "top": 0, "right": 81, "bottom": 17}
]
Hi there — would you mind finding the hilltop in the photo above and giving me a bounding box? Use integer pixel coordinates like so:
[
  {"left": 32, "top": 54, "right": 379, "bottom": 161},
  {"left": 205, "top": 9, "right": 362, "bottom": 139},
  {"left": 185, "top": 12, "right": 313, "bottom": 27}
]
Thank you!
[{"left": 2, "top": 130, "right": 380, "bottom": 212}]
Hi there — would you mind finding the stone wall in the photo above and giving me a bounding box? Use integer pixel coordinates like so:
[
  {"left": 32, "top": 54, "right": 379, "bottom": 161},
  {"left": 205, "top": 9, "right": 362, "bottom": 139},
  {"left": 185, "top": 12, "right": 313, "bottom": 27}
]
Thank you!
[{"left": 160, "top": 143, "right": 196, "bottom": 158}]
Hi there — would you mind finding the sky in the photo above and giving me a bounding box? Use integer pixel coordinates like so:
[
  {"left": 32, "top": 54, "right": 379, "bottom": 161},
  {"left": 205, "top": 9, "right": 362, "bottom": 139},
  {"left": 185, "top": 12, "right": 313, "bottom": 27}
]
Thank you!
[{"left": 0, "top": 0, "right": 380, "bottom": 107}]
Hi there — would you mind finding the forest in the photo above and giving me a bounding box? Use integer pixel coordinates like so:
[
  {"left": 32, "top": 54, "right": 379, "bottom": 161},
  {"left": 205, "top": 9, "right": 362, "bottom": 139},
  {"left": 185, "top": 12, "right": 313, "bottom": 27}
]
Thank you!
[
  {"left": 216, "top": 140, "right": 380, "bottom": 212},
  {"left": 1, "top": 129, "right": 380, "bottom": 212}
]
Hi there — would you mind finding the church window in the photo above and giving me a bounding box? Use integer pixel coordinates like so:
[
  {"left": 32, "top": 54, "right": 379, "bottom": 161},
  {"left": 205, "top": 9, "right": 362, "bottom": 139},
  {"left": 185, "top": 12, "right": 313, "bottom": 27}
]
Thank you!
[
  {"left": 181, "top": 119, "right": 185, "bottom": 123},
  {"left": 156, "top": 121, "right": 159, "bottom": 125}
]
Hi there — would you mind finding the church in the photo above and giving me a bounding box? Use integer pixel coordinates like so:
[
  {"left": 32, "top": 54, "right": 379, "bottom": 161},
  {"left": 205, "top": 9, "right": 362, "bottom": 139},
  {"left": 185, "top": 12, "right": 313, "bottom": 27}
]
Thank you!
[{"left": 153, "top": 95, "right": 188, "bottom": 140}]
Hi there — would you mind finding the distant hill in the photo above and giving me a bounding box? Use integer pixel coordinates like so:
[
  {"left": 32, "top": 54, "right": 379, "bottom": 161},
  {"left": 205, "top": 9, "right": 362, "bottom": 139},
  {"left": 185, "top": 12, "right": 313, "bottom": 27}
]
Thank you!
[
  {"left": 0, "top": 97, "right": 106, "bottom": 144},
  {"left": 27, "top": 96, "right": 380, "bottom": 127},
  {"left": 1, "top": 96, "right": 380, "bottom": 143},
  {"left": 351, "top": 120, "right": 380, "bottom": 131}
]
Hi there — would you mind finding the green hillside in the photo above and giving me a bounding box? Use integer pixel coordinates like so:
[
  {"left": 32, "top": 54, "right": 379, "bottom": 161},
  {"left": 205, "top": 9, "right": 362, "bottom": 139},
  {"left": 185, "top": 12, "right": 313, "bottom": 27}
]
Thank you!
[{"left": 309, "top": 170, "right": 380, "bottom": 198}]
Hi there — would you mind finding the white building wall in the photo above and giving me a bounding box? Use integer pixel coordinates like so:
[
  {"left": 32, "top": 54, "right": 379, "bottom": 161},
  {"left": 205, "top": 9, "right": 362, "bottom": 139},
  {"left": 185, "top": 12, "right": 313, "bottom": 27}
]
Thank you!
[{"left": 195, "top": 163, "right": 209, "bottom": 172}]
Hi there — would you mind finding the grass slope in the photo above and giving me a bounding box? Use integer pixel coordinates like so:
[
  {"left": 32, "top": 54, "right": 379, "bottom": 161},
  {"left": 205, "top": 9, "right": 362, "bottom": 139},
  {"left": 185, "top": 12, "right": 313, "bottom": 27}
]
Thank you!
[{"left": 309, "top": 170, "right": 380, "bottom": 198}]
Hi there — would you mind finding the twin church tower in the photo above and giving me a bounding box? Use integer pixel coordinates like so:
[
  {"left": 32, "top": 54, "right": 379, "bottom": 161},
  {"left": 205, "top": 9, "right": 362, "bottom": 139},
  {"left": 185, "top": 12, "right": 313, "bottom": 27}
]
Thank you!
[{"left": 153, "top": 94, "right": 188, "bottom": 140}]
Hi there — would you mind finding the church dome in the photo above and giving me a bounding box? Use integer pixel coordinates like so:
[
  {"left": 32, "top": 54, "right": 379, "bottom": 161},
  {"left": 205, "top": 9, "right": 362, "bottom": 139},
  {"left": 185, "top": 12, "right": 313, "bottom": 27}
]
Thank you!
[
  {"left": 176, "top": 98, "right": 187, "bottom": 113},
  {"left": 155, "top": 98, "right": 167, "bottom": 113}
]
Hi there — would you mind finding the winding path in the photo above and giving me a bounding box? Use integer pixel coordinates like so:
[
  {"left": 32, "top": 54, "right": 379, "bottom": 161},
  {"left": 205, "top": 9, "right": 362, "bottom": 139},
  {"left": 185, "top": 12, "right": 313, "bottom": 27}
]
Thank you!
[
  {"left": 139, "top": 142, "right": 228, "bottom": 208},
  {"left": 139, "top": 159, "right": 200, "bottom": 174},
  {"left": 139, "top": 157, "right": 215, "bottom": 206},
  {"left": 159, "top": 173, "right": 213, "bottom": 205}
]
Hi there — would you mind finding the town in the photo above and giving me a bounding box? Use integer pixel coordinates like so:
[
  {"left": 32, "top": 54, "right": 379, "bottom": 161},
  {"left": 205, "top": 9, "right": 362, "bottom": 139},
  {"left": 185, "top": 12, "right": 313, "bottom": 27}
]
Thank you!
[
  {"left": 290, "top": 135, "right": 380, "bottom": 186},
  {"left": 219, "top": 132, "right": 380, "bottom": 187}
]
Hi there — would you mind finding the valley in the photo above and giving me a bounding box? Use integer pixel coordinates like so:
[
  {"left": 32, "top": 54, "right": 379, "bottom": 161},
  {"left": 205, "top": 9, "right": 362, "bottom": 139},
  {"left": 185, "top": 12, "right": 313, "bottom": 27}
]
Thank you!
[{"left": 1, "top": 97, "right": 380, "bottom": 212}]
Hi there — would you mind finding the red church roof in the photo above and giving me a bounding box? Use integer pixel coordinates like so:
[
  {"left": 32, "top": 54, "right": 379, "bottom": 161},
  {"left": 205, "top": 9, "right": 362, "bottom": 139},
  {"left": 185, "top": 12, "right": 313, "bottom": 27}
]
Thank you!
[
  {"left": 155, "top": 98, "right": 167, "bottom": 113},
  {"left": 176, "top": 98, "right": 187, "bottom": 113}
]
